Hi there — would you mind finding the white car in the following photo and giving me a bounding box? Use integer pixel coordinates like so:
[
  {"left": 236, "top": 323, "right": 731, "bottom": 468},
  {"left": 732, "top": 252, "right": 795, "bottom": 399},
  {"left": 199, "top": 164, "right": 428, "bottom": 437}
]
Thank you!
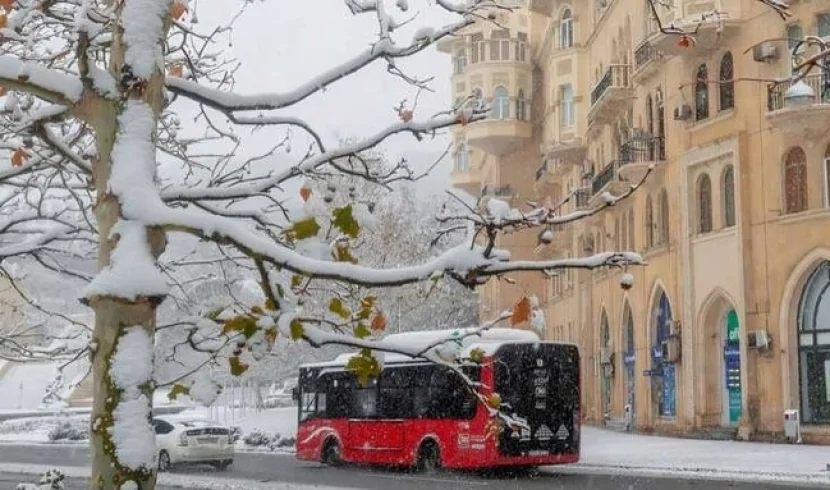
[{"left": 153, "top": 417, "right": 235, "bottom": 472}]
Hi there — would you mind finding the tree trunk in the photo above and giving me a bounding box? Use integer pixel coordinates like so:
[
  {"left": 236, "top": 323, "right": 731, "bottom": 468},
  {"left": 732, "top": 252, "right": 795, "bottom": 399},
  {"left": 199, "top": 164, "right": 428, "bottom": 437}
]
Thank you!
[{"left": 85, "top": 3, "right": 171, "bottom": 488}]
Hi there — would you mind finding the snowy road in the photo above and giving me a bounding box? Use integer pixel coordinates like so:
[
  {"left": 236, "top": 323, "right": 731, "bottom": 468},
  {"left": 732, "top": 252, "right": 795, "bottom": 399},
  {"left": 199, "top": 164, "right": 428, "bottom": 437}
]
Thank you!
[{"left": 0, "top": 444, "right": 813, "bottom": 490}]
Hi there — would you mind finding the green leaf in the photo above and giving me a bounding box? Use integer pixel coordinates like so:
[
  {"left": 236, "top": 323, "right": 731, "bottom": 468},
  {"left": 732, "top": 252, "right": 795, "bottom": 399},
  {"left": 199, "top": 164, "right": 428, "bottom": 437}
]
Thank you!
[
  {"left": 229, "top": 356, "right": 249, "bottom": 376},
  {"left": 265, "top": 298, "right": 278, "bottom": 311},
  {"left": 222, "top": 315, "right": 259, "bottom": 339},
  {"left": 353, "top": 322, "right": 371, "bottom": 339},
  {"left": 206, "top": 306, "right": 226, "bottom": 321},
  {"left": 290, "top": 318, "right": 305, "bottom": 341},
  {"left": 291, "top": 275, "right": 303, "bottom": 288},
  {"left": 291, "top": 216, "right": 321, "bottom": 240},
  {"left": 332, "top": 205, "right": 360, "bottom": 239},
  {"left": 468, "top": 347, "right": 485, "bottom": 364},
  {"left": 328, "top": 297, "right": 351, "bottom": 319},
  {"left": 346, "top": 348, "right": 381, "bottom": 386},
  {"left": 333, "top": 245, "right": 358, "bottom": 264},
  {"left": 167, "top": 383, "right": 191, "bottom": 401}
]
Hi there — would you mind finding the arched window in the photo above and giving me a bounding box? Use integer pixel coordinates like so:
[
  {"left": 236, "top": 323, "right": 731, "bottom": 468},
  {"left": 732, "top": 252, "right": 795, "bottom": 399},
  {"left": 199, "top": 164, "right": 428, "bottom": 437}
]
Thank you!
[
  {"left": 453, "top": 49, "right": 467, "bottom": 75},
  {"left": 491, "top": 86, "right": 510, "bottom": 119},
  {"left": 454, "top": 143, "right": 470, "bottom": 172},
  {"left": 797, "top": 261, "right": 830, "bottom": 423},
  {"left": 723, "top": 165, "right": 736, "bottom": 227},
  {"left": 659, "top": 188, "right": 669, "bottom": 244},
  {"left": 645, "top": 196, "right": 654, "bottom": 248},
  {"left": 784, "top": 147, "right": 808, "bottom": 213},
  {"left": 470, "top": 87, "right": 484, "bottom": 111},
  {"left": 628, "top": 209, "right": 635, "bottom": 251},
  {"left": 719, "top": 51, "right": 734, "bottom": 111},
  {"left": 695, "top": 64, "right": 709, "bottom": 121},
  {"left": 698, "top": 173, "right": 713, "bottom": 233},
  {"left": 516, "top": 89, "right": 527, "bottom": 121},
  {"left": 560, "top": 9, "right": 574, "bottom": 49}
]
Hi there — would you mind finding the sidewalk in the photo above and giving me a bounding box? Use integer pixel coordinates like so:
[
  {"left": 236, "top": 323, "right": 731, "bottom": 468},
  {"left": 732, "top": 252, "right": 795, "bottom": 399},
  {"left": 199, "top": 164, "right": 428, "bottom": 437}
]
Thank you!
[{"left": 554, "top": 425, "right": 830, "bottom": 487}]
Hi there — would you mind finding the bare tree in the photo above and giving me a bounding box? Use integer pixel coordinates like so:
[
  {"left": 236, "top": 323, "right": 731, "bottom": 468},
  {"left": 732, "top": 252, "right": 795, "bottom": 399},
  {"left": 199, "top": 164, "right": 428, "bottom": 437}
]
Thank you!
[{"left": 0, "top": 1, "right": 665, "bottom": 489}]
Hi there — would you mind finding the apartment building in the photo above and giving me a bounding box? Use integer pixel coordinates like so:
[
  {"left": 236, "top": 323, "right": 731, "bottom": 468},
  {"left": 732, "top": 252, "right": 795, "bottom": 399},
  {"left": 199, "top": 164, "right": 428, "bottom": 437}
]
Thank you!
[{"left": 438, "top": 0, "right": 830, "bottom": 442}]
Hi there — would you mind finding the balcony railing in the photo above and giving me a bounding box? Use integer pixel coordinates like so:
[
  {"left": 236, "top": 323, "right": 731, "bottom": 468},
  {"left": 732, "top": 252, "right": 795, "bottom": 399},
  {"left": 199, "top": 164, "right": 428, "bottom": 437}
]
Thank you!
[
  {"left": 634, "top": 40, "right": 657, "bottom": 71},
  {"left": 767, "top": 73, "right": 830, "bottom": 111},
  {"left": 618, "top": 136, "right": 666, "bottom": 165},
  {"left": 481, "top": 185, "right": 513, "bottom": 198},
  {"left": 535, "top": 160, "right": 548, "bottom": 181},
  {"left": 591, "top": 161, "right": 623, "bottom": 195},
  {"left": 469, "top": 39, "right": 530, "bottom": 65},
  {"left": 574, "top": 187, "right": 590, "bottom": 209},
  {"left": 590, "top": 64, "right": 632, "bottom": 107}
]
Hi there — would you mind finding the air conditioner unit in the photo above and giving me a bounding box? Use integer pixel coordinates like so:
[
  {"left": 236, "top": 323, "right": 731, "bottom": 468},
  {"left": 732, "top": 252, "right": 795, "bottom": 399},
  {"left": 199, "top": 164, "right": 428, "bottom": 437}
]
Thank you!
[
  {"left": 673, "top": 104, "right": 693, "bottom": 121},
  {"left": 753, "top": 41, "right": 778, "bottom": 63},
  {"left": 747, "top": 330, "right": 771, "bottom": 351},
  {"left": 661, "top": 337, "right": 682, "bottom": 364}
]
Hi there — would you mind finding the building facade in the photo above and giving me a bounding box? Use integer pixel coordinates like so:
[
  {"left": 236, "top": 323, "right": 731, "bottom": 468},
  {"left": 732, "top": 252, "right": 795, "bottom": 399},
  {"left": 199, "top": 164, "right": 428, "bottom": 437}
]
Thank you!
[{"left": 439, "top": 0, "right": 830, "bottom": 442}]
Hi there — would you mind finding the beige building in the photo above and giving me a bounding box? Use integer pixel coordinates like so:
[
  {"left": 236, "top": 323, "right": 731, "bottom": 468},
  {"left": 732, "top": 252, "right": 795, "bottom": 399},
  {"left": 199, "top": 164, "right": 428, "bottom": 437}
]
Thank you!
[{"left": 439, "top": 0, "right": 830, "bottom": 442}]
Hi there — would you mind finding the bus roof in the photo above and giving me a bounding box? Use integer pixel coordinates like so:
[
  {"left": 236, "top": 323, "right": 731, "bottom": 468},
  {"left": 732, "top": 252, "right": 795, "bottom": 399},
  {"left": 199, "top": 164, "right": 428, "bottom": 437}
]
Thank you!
[{"left": 299, "top": 327, "right": 550, "bottom": 370}]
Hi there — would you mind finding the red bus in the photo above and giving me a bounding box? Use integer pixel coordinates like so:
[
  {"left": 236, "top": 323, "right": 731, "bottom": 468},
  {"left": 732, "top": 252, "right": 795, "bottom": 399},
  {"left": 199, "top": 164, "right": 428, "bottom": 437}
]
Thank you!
[{"left": 293, "top": 328, "right": 581, "bottom": 472}]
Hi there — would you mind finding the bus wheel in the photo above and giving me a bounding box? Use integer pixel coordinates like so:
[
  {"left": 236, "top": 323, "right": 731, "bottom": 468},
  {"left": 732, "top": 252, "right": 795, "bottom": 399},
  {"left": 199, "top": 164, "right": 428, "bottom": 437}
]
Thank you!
[
  {"left": 416, "top": 441, "right": 441, "bottom": 474},
  {"left": 321, "top": 439, "right": 342, "bottom": 467}
]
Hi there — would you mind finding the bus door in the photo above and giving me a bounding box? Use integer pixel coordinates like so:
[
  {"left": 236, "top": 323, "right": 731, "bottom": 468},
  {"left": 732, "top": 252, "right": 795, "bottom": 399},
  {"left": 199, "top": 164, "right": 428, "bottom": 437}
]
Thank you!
[{"left": 346, "top": 378, "right": 405, "bottom": 460}]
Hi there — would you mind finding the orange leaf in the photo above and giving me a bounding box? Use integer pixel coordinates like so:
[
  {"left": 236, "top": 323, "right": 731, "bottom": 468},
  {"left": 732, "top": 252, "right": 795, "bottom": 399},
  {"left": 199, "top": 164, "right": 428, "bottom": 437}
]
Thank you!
[
  {"left": 510, "top": 296, "right": 531, "bottom": 326},
  {"left": 0, "top": 86, "right": 7, "bottom": 97},
  {"left": 11, "top": 148, "right": 26, "bottom": 168},
  {"left": 171, "top": 2, "right": 187, "bottom": 20},
  {"left": 399, "top": 110, "right": 413, "bottom": 123},
  {"left": 0, "top": 13, "right": 7, "bottom": 28},
  {"left": 0, "top": 0, "right": 12, "bottom": 11},
  {"left": 299, "top": 185, "right": 312, "bottom": 202},
  {"left": 168, "top": 64, "right": 184, "bottom": 78},
  {"left": 370, "top": 311, "right": 387, "bottom": 331}
]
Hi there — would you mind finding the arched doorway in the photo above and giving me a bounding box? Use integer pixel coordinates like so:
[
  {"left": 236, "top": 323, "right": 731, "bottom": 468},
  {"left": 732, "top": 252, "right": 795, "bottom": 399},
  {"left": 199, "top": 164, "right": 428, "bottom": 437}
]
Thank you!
[
  {"left": 700, "top": 296, "right": 742, "bottom": 427},
  {"left": 600, "top": 310, "right": 613, "bottom": 420},
  {"left": 651, "top": 290, "right": 676, "bottom": 417},
  {"left": 797, "top": 261, "right": 830, "bottom": 424},
  {"left": 622, "top": 303, "right": 636, "bottom": 428}
]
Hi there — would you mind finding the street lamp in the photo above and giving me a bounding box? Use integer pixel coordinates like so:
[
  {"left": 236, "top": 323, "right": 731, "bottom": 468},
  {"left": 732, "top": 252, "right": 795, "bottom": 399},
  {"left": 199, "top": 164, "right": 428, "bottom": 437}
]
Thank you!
[{"left": 784, "top": 79, "right": 815, "bottom": 109}]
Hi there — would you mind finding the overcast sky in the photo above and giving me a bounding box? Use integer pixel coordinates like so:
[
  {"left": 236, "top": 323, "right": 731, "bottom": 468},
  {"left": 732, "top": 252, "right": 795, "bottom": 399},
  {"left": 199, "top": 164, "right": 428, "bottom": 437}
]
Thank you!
[{"left": 196, "top": 0, "right": 458, "bottom": 175}]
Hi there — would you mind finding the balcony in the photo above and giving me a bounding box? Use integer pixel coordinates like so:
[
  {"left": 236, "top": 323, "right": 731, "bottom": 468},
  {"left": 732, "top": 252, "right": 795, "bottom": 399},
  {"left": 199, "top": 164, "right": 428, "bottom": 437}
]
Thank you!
[
  {"left": 451, "top": 165, "right": 483, "bottom": 196},
  {"left": 588, "top": 65, "right": 634, "bottom": 127},
  {"left": 481, "top": 184, "right": 514, "bottom": 200},
  {"left": 633, "top": 39, "right": 664, "bottom": 82},
  {"left": 573, "top": 187, "right": 591, "bottom": 211},
  {"left": 766, "top": 74, "right": 830, "bottom": 141},
  {"left": 617, "top": 136, "right": 666, "bottom": 182},
  {"left": 466, "top": 98, "right": 533, "bottom": 155},
  {"left": 648, "top": 5, "right": 741, "bottom": 58},
  {"left": 589, "top": 160, "right": 629, "bottom": 204},
  {"left": 543, "top": 137, "right": 587, "bottom": 171}
]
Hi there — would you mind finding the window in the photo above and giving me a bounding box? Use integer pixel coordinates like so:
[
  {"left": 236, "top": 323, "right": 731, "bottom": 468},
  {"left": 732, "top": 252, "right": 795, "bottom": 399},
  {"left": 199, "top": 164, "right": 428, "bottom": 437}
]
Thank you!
[
  {"left": 697, "top": 173, "right": 713, "bottom": 233},
  {"left": 491, "top": 86, "right": 510, "bottom": 119},
  {"left": 471, "top": 87, "right": 484, "bottom": 111},
  {"left": 470, "top": 33, "right": 484, "bottom": 63},
  {"left": 560, "top": 84, "right": 575, "bottom": 128},
  {"left": 818, "top": 13, "right": 830, "bottom": 38},
  {"left": 694, "top": 64, "right": 709, "bottom": 121},
  {"left": 787, "top": 24, "right": 804, "bottom": 75},
  {"left": 723, "top": 165, "right": 736, "bottom": 227},
  {"left": 516, "top": 32, "right": 528, "bottom": 61},
  {"left": 719, "top": 52, "right": 734, "bottom": 111},
  {"left": 628, "top": 209, "right": 635, "bottom": 251},
  {"left": 658, "top": 189, "right": 669, "bottom": 244},
  {"left": 516, "top": 89, "right": 527, "bottom": 121},
  {"left": 645, "top": 196, "right": 654, "bottom": 248},
  {"left": 645, "top": 94, "right": 654, "bottom": 137},
  {"left": 784, "top": 146, "right": 808, "bottom": 213},
  {"left": 560, "top": 9, "right": 574, "bottom": 49},
  {"left": 453, "top": 49, "right": 467, "bottom": 75},
  {"left": 490, "top": 29, "right": 509, "bottom": 61},
  {"left": 455, "top": 143, "right": 470, "bottom": 172},
  {"left": 797, "top": 261, "right": 830, "bottom": 424},
  {"left": 153, "top": 420, "right": 175, "bottom": 435}
]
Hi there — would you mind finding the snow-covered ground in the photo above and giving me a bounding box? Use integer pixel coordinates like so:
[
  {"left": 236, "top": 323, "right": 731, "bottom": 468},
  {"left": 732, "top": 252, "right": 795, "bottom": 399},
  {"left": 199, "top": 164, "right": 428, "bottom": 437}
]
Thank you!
[{"left": 0, "top": 361, "right": 87, "bottom": 412}]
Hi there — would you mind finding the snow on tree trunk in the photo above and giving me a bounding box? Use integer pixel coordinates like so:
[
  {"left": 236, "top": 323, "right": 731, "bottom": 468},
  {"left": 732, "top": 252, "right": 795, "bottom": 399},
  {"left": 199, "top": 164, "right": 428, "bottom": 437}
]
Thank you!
[{"left": 81, "top": 1, "right": 172, "bottom": 489}]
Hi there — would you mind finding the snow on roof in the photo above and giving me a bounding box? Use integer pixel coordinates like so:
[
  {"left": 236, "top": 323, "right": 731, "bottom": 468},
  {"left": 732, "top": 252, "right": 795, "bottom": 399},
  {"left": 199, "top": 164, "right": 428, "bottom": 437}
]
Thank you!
[{"left": 299, "top": 327, "right": 542, "bottom": 369}]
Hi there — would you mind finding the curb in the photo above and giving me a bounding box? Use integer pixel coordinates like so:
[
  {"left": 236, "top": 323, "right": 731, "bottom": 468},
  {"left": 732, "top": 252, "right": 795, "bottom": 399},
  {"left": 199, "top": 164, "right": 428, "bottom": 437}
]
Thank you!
[{"left": 549, "top": 463, "right": 830, "bottom": 488}]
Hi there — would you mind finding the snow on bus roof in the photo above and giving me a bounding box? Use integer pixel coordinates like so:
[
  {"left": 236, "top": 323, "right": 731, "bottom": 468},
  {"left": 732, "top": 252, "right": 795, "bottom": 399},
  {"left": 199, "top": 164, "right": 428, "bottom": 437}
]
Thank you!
[{"left": 299, "top": 328, "right": 542, "bottom": 369}]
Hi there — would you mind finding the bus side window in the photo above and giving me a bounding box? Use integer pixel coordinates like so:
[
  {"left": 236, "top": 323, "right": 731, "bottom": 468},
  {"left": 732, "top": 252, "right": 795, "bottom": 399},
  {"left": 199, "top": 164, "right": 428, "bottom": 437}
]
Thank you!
[
  {"left": 379, "top": 368, "right": 414, "bottom": 419},
  {"left": 351, "top": 379, "right": 378, "bottom": 419}
]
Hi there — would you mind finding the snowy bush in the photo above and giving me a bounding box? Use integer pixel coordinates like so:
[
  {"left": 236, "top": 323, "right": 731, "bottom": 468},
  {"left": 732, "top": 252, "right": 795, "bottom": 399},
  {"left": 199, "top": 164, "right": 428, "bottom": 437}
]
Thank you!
[
  {"left": 47, "top": 419, "right": 88, "bottom": 442},
  {"left": 240, "top": 429, "right": 295, "bottom": 451},
  {"left": 16, "top": 469, "right": 65, "bottom": 490}
]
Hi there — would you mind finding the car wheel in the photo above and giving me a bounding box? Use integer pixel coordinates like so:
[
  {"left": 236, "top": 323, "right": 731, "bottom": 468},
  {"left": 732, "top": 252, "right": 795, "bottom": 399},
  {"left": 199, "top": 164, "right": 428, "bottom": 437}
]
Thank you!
[
  {"left": 416, "top": 441, "right": 440, "bottom": 474},
  {"left": 321, "top": 439, "right": 342, "bottom": 467},
  {"left": 158, "top": 450, "right": 172, "bottom": 472}
]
